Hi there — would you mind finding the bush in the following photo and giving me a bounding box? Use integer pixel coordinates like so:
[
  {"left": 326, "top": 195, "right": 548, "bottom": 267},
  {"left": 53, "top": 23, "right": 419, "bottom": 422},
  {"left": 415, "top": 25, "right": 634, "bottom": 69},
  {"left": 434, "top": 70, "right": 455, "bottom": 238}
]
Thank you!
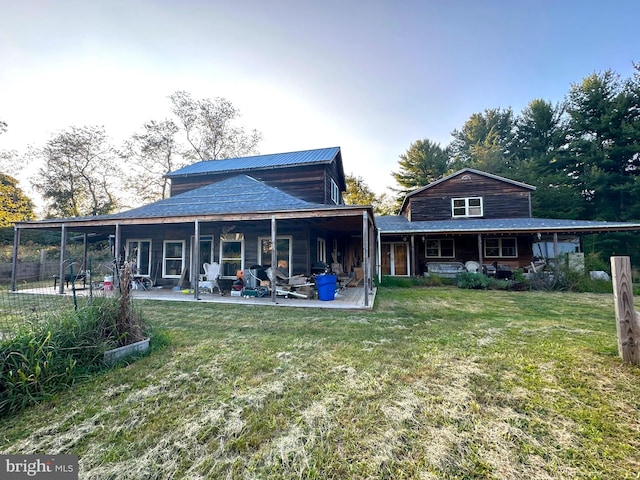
[
  {"left": 0, "top": 291, "right": 148, "bottom": 417},
  {"left": 456, "top": 272, "right": 491, "bottom": 290}
]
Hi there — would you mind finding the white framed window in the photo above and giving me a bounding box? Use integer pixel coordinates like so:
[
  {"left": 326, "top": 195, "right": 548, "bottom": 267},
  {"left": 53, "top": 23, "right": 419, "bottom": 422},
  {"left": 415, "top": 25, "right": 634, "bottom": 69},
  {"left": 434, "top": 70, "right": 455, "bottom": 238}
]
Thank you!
[
  {"left": 220, "top": 233, "right": 244, "bottom": 278},
  {"left": 126, "top": 239, "right": 152, "bottom": 276},
  {"left": 452, "top": 197, "right": 483, "bottom": 218},
  {"left": 258, "top": 236, "right": 292, "bottom": 277},
  {"left": 330, "top": 178, "right": 340, "bottom": 204},
  {"left": 163, "top": 240, "right": 185, "bottom": 278},
  {"left": 484, "top": 238, "right": 517, "bottom": 258},
  {"left": 425, "top": 238, "right": 455, "bottom": 258},
  {"left": 191, "top": 235, "right": 215, "bottom": 277},
  {"left": 317, "top": 237, "right": 327, "bottom": 263}
]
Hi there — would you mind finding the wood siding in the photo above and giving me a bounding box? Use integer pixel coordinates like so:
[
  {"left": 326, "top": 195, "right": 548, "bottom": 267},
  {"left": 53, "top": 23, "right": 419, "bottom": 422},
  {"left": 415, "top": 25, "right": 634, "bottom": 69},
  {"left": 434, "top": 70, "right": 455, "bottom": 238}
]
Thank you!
[
  {"left": 406, "top": 172, "right": 532, "bottom": 221},
  {"left": 170, "top": 163, "right": 343, "bottom": 205}
]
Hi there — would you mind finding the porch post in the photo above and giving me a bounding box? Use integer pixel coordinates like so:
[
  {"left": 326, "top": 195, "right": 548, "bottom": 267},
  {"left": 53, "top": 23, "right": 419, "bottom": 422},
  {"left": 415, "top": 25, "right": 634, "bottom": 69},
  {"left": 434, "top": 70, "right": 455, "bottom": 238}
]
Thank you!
[
  {"left": 193, "top": 219, "right": 200, "bottom": 300},
  {"left": 377, "top": 228, "right": 381, "bottom": 282},
  {"left": 59, "top": 224, "right": 66, "bottom": 294},
  {"left": 477, "top": 234, "right": 483, "bottom": 269},
  {"left": 410, "top": 234, "right": 416, "bottom": 277},
  {"left": 10, "top": 226, "right": 20, "bottom": 291},
  {"left": 271, "top": 216, "right": 277, "bottom": 303},
  {"left": 114, "top": 223, "right": 121, "bottom": 290},
  {"left": 553, "top": 232, "right": 559, "bottom": 260},
  {"left": 363, "top": 211, "right": 369, "bottom": 307},
  {"left": 83, "top": 233, "right": 88, "bottom": 273}
]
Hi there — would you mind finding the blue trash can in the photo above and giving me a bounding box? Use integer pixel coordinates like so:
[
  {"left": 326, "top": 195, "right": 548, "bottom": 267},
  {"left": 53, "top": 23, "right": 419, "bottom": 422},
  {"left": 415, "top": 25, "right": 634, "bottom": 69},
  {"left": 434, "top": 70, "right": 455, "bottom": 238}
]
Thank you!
[{"left": 316, "top": 274, "right": 337, "bottom": 301}]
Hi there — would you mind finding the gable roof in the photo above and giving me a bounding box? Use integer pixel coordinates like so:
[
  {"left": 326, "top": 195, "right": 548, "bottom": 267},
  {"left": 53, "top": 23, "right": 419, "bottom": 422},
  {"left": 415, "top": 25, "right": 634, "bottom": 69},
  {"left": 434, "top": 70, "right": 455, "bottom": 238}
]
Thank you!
[
  {"left": 400, "top": 168, "right": 536, "bottom": 212},
  {"left": 166, "top": 146, "right": 342, "bottom": 178}
]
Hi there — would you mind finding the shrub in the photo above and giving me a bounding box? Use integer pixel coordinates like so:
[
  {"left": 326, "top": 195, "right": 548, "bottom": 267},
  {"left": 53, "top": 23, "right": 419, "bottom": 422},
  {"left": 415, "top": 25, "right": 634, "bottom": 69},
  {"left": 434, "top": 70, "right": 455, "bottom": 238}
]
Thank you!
[{"left": 456, "top": 272, "right": 491, "bottom": 290}]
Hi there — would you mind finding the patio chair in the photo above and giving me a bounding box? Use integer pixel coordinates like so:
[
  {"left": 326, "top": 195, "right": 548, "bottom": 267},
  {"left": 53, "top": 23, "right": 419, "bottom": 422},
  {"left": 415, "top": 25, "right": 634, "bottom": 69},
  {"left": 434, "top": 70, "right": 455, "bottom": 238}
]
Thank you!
[{"left": 199, "top": 262, "right": 221, "bottom": 294}]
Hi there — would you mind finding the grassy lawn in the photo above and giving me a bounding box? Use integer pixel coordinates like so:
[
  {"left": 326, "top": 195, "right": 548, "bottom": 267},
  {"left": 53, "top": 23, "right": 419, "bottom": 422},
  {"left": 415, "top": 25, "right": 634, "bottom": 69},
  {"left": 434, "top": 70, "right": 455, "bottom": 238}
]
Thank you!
[{"left": 1, "top": 287, "right": 639, "bottom": 479}]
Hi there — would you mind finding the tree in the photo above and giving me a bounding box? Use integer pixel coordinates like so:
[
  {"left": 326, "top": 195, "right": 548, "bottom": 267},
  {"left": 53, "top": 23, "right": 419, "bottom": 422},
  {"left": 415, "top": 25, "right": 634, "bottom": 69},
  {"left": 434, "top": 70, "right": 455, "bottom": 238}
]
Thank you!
[
  {"left": 563, "top": 69, "right": 640, "bottom": 221},
  {"left": 31, "top": 126, "right": 122, "bottom": 217},
  {"left": 0, "top": 173, "right": 35, "bottom": 226},
  {"left": 391, "top": 139, "right": 450, "bottom": 195},
  {"left": 450, "top": 108, "right": 516, "bottom": 175},
  {"left": 344, "top": 173, "right": 398, "bottom": 215},
  {"left": 169, "top": 91, "right": 262, "bottom": 161},
  {"left": 0, "top": 119, "right": 22, "bottom": 178},
  {"left": 122, "top": 120, "right": 183, "bottom": 204}
]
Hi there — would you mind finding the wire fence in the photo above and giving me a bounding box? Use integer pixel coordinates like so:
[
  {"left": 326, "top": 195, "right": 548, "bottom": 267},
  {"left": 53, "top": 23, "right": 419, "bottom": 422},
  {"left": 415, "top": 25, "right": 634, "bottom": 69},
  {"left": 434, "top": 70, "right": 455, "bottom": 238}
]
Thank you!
[{"left": 0, "top": 257, "right": 120, "bottom": 339}]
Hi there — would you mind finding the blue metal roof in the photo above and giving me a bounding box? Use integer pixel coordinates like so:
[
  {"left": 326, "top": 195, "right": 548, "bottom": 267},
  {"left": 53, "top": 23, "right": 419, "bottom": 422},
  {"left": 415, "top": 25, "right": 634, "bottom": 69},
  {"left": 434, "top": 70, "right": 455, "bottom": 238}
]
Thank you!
[
  {"left": 167, "top": 146, "right": 341, "bottom": 177},
  {"left": 376, "top": 215, "right": 640, "bottom": 234}
]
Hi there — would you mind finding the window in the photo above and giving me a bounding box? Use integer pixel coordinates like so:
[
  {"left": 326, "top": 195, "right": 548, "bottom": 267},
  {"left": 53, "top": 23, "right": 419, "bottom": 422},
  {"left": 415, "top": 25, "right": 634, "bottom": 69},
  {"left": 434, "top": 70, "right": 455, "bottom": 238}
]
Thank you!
[
  {"left": 163, "top": 240, "right": 185, "bottom": 278},
  {"left": 330, "top": 178, "right": 340, "bottom": 204},
  {"left": 126, "top": 239, "right": 152, "bottom": 276},
  {"left": 317, "top": 237, "right": 326, "bottom": 263},
  {"left": 452, "top": 197, "right": 483, "bottom": 217},
  {"left": 191, "top": 235, "right": 214, "bottom": 277},
  {"left": 220, "top": 233, "right": 244, "bottom": 278},
  {"left": 258, "top": 236, "right": 292, "bottom": 277},
  {"left": 484, "top": 238, "right": 517, "bottom": 258},
  {"left": 425, "top": 238, "right": 455, "bottom": 258}
]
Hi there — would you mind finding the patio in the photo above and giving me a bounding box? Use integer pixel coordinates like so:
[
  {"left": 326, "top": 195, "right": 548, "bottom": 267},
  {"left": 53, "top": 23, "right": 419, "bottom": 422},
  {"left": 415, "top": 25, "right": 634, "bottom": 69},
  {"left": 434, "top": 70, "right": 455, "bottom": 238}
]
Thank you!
[{"left": 15, "top": 284, "right": 376, "bottom": 310}]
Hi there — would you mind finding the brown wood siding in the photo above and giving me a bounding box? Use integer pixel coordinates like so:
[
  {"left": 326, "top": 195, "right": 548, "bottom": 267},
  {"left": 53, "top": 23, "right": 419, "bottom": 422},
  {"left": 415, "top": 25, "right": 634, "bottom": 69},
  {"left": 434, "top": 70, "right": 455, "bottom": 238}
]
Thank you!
[
  {"left": 411, "top": 234, "right": 534, "bottom": 274},
  {"left": 170, "top": 164, "right": 336, "bottom": 204},
  {"left": 407, "top": 173, "right": 532, "bottom": 221}
]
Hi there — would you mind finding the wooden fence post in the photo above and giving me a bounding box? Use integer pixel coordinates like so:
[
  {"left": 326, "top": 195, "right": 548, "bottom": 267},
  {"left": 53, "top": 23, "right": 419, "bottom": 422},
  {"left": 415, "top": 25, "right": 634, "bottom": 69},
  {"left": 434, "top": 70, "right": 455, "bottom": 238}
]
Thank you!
[{"left": 610, "top": 256, "right": 640, "bottom": 365}]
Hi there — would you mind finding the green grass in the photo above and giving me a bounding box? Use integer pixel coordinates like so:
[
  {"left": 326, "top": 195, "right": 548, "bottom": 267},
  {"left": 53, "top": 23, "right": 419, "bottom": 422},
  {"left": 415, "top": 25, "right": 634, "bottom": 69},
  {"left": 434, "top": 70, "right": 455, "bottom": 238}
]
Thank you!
[{"left": 1, "top": 287, "right": 639, "bottom": 479}]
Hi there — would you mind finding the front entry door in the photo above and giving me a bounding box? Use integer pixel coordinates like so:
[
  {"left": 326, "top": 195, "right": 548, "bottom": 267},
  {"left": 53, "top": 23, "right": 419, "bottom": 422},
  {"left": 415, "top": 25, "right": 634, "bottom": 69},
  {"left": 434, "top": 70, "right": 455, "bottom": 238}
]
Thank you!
[{"left": 381, "top": 242, "right": 409, "bottom": 276}]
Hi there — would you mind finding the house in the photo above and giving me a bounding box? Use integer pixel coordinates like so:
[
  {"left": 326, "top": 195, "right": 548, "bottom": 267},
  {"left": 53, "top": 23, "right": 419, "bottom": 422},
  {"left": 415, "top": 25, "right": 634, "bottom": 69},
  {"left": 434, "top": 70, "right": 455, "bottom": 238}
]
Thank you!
[
  {"left": 376, "top": 168, "right": 640, "bottom": 277},
  {"left": 11, "top": 147, "right": 376, "bottom": 306}
]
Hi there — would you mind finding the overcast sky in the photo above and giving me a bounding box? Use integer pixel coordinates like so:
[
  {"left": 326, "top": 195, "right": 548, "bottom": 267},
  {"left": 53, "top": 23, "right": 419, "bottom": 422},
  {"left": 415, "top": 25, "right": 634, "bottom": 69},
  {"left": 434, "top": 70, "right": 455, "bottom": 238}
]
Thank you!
[{"left": 1, "top": 0, "right": 638, "bottom": 205}]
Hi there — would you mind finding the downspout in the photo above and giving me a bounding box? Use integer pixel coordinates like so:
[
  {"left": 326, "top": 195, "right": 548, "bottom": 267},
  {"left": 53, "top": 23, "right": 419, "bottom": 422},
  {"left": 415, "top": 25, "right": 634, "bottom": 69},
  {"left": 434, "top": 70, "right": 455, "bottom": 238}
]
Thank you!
[
  {"left": 193, "top": 219, "right": 200, "bottom": 300},
  {"left": 59, "top": 224, "right": 66, "bottom": 294},
  {"left": 10, "top": 226, "right": 19, "bottom": 291}
]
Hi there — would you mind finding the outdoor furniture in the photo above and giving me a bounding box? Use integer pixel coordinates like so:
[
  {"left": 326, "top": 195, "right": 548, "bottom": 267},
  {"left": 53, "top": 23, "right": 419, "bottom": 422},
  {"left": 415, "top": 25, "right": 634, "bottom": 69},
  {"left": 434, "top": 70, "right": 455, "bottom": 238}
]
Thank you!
[
  {"left": 53, "top": 272, "right": 87, "bottom": 289},
  {"left": 199, "top": 262, "right": 221, "bottom": 294},
  {"left": 426, "top": 262, "right": 466, "bottom": 278}
]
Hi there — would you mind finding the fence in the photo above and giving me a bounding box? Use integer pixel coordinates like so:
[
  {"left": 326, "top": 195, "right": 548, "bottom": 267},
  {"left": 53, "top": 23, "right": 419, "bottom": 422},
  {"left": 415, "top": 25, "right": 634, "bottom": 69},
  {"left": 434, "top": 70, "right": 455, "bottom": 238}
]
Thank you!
[{"left": 0, "top": 259, "right": 119, "bottom": 339}]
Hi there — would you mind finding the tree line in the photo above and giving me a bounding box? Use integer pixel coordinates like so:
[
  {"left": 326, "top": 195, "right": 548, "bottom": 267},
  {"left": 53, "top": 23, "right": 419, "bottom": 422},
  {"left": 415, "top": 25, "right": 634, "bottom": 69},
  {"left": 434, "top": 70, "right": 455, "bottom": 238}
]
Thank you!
[{"left": 0, "top": 91, "right": 262, "bottom": 221}]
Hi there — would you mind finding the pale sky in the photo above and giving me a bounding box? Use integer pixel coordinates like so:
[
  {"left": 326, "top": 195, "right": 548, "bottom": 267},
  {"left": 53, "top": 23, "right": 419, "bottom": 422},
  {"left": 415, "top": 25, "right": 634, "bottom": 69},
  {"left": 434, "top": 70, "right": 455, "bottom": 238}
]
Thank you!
[{"left": 1, "top": 0, "right": 638, "bottom": 211}]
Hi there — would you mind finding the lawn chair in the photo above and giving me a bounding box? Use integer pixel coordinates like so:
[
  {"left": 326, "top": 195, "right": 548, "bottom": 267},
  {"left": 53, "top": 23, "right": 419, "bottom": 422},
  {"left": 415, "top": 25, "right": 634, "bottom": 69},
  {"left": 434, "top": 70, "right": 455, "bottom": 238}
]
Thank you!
[{"left": 199, "top": 262, "right": 221, "bottom": 294}]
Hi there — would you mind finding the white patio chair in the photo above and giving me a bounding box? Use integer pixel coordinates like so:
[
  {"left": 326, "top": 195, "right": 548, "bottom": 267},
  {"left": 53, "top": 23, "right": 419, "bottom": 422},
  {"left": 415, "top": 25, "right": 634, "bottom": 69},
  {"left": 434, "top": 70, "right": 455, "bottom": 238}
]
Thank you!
[{"left": 199, "top": 262, "right": 221, "bottom": 294}]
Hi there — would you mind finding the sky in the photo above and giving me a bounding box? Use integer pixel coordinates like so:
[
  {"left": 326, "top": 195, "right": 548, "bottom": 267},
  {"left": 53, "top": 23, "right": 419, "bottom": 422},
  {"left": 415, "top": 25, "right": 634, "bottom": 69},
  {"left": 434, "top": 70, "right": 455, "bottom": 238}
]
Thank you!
[{"left": 0, "top": 0, "right": 639, "bottom": 212}]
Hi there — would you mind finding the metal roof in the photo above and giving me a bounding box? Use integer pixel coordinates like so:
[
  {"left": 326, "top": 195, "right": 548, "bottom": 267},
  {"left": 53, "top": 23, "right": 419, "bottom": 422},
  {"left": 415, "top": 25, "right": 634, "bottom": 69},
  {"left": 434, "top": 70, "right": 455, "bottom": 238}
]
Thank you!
[
  {"left": 376, "top": 215, "right": 640, "bottom": 235},
  {"left": 166, "top": 146, "right": 341, "bottom": 178}
]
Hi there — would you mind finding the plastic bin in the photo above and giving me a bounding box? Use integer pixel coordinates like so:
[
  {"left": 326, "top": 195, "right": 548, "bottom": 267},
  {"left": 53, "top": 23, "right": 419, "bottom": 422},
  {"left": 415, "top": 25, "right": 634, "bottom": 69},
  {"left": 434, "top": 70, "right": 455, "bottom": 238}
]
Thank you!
[
  {"left": 316, "top": 274, "right": 337, "bottom": 301},
  {"left": 104, "top": 275, "right": 113, "bottom": 291}
]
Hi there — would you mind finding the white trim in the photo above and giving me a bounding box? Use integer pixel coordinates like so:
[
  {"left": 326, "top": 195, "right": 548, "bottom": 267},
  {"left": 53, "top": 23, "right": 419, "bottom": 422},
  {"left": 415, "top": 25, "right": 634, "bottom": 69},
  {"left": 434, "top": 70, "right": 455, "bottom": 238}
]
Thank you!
[
  {"left": 257, "top": 235, "right": 293, "bottom": 277},
  {"left": 330, "top": 178, "right": 340, "bottom": 204},
  {"left": 452, "top": 197, "right": 483, "bottom": 218},
  {"left": 220, "top": 233, "right": 244, "bottom": 278},
  {"left": 125, "top": 239, "right": 152, "bottom": 276},
  {"left": 163, "top": 240, "right": 186, "bottom": 278},
  {"left": 382, "top": 242, "right": 410, "bottom": 276},
  {"left": 317, "top": 237, "right": 326, "bottom": 263}
]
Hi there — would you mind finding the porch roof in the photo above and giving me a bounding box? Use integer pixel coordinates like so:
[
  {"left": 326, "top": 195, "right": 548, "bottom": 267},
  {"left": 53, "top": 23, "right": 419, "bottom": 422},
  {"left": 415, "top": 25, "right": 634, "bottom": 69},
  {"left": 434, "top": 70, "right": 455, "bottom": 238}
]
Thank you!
[
  {"left": 17, "top": 175, "right": 373, "bottom": 229},
  {"left": 376, "top": 215, "right": 640, "bottom": 235}
]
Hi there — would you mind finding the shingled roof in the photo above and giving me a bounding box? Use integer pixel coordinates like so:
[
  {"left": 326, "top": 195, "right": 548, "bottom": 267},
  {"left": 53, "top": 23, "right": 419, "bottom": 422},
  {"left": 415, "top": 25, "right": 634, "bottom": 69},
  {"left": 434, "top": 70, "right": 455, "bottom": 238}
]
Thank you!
[
  {"left": 376, "top": 215, "right": 640, "bottom": 234},
  {"left": 166, "top": 146, "right": 342, "bottom": 178}
]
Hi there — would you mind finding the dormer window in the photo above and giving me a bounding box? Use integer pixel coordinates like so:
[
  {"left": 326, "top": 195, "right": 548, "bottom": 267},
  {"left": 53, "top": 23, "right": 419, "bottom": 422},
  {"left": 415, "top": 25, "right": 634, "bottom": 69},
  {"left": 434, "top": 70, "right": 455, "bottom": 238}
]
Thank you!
[{"left": 452, "top": 197, "right": 483, "bottom": 218}]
